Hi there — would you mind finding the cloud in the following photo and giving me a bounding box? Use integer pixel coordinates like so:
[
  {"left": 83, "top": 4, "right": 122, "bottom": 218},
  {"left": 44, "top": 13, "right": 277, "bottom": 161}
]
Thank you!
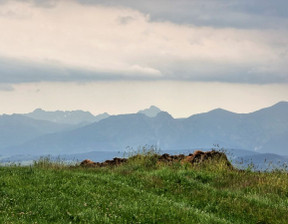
[
  {"left": 117, "top": 16, "right": 135, "bottom": 25},
  {"left": 2, "top": 0, "right": 288, "bottom": 28},
  {"left": 75, "top": 0, "right": 288, "bottom": 29},
  {"left": 0, "top": 84, "right": 14, "bottom": 91},
  {"left": 0, "top": 0, "right": 287, "bottom": 84},
  {"left": 0, "top": 57, "right": 163, "bottom": 83}
]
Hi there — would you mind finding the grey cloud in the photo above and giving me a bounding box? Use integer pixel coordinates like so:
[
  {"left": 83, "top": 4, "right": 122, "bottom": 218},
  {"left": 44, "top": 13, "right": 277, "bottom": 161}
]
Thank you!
[
  {"left": 0, "top": 57, "right": 157, "bottom": 84},
  {"left": 162, "top": 61, "right": 288, "bottom": 84},
  {"left": 0, "top": 0, "right": 57, "bottom": 7},
  {"left": 117, "top": 16, "right": 135, "bottom": 25},
  {"left": 0, "top": 57, "right": 287, "bottom": 84},
  {"left": 0, "top": 1, "right": 286, "bottom": 85},
  {"left": 1, "top": 0, "right": 287, "bottom": 28},
  {"left": 76, "top": 0, "right": 288, "bottom": 29},
  {"left": 229, "top": 0, "right": 288, "bottom": 18}
]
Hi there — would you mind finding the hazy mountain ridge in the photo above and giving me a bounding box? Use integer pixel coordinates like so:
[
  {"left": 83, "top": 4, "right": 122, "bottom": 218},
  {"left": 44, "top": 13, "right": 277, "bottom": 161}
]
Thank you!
[
  {"left": 1, "top": 102, "right": 288, "bottom": 157},
  {"left": 23, "top": 108, "right": 110, "bottom": 125},
  {"left": 0, "top": 114, "right": 72, "bottom": 149},
  {"left": 137, "top": 105, "right": 162, "bottom": 117}
]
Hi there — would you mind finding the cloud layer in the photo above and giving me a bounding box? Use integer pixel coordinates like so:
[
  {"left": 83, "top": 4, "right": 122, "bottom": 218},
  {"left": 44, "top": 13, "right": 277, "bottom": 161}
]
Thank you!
[
  {"left": 78, "top": 0, "right": 288, "bottom": 29},
  {"left": 0, "top": 0, "right": 287, "bottom": 84}
]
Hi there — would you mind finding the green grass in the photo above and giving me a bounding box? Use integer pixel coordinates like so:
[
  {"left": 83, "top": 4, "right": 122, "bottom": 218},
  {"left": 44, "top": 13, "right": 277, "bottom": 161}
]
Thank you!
[{"left": 0, "top": 153, "right": 288, "bottom": 223}]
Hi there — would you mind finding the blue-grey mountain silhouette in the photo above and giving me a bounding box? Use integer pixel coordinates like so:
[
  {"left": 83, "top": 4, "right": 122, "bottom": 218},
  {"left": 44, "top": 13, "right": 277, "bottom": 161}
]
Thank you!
[
  {"left": 1, "top": 102, "right": 288, "bottom": 157},
  {"left": 24, "top": 108, "right": 109, "bottom": 125}
]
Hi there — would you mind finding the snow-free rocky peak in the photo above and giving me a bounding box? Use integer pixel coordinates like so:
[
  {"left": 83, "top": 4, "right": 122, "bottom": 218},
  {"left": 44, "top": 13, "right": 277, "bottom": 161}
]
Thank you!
[{"left": 137, "top": 106, "right": 162, "bottom": 117}]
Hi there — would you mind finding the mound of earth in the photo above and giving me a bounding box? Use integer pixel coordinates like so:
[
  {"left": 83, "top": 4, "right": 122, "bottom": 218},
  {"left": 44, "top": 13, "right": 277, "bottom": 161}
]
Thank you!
[
  {"left": 80, "top": 150, "right": 232, "bottom": 168},
  {"left": 80, "top": 157, "right": 128, "bottom": 167}
]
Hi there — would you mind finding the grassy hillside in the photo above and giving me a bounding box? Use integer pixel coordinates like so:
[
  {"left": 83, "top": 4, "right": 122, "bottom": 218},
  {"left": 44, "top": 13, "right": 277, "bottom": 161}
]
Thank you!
[{"left": 0, "top": 152, "right": 287, "bottom": 224}]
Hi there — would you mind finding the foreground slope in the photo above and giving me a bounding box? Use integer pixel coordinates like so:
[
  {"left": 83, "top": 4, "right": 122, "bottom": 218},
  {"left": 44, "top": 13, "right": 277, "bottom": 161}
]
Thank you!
[{"left": 0, "top": 154, "right": 287, "bottom": 224}]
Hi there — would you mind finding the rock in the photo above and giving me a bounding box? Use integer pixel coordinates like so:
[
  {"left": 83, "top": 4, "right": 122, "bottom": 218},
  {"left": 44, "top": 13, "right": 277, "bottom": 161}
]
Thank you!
[
  {"left": 79, "top": 150, "right": 232, "bottom": 168},
  {"left": 80, "top": 159, "right": 98, "bottom": 167},
  {"left": 158, "top": 153, "right": 185, "bottom": 162},
  {"left": 80, "top": 157, "right": 128, "bottom": 168},
  {"left": 184, "top": 150, "right": 231, "bottom": 166}
]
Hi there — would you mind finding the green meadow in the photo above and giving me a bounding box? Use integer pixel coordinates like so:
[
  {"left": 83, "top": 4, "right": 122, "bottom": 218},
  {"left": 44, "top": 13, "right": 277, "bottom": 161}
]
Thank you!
[{"left": 0, "top": 152, "right": 287, "bottom": 224}]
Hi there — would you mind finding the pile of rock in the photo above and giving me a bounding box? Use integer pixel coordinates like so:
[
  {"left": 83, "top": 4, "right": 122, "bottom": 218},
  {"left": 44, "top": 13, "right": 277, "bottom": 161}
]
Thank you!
[
  {"left": 80, "top": 150, "right": 231, "bottom": 168},
  {"left": 80, "top": 157, "right": 128, "bottom": 168}
]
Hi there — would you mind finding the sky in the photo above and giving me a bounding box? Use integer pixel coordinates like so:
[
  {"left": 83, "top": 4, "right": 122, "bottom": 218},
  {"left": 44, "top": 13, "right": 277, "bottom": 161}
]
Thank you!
[{"left": 0, "top": 0, "right": 287, "bottom": 117}]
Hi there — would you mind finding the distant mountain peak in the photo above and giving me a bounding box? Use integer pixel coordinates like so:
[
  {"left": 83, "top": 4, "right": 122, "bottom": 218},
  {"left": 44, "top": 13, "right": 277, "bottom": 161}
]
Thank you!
[
  {"left": 208, "top": 108, "right": 234, "bottom": 114},
  {"left": 155, "top": 111, "right": 174, "bottom": 120},
  {"left": 270, "top": 101, "right": 288, "bottom": 108},
  {"left": 33, "top": 108, "right": 44, "bottom": 113},
  {"left": 137, "top": 105, "right": 162, "bottom": 117},
  {"left": 251, "top": 101, "right": 288, "bottom": 116},
  {"left": 24, "top": 109, "right": 109, "bottom": 125}
]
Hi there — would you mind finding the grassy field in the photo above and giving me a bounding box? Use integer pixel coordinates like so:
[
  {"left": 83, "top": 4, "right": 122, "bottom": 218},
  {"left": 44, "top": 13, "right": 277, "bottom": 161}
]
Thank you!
[{"left": 0, "top": 153, "right": 288, "bottom": 224}]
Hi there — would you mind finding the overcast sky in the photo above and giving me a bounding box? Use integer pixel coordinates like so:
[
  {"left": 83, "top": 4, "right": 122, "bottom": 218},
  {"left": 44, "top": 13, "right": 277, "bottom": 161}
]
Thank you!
[{"left": 0, "top": 0, "right": 287, "bottom": 117}]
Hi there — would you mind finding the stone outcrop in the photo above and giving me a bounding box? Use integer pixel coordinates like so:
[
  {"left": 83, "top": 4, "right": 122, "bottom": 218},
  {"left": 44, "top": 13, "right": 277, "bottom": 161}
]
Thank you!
[
  {"left": 80, "top": 157, "right": 127, "bottom": 167},
  {"left": 80, "top": 159, "right": 98, "bottom": 167},
  {"left": 80, "top": 150, "right": 231, "bottom": 168}
]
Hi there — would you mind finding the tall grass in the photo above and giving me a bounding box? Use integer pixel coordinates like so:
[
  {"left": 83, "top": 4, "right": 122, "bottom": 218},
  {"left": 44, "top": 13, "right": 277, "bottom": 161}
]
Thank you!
[{"left": 0, "top": 149, "right": 287, "bottom": 223}]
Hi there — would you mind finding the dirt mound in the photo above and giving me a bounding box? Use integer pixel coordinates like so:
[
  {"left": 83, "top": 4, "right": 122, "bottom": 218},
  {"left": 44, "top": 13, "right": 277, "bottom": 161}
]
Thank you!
[
  {"left": 100, "top": 157, "right": 128, "bottom": 167},
  {"left": 184, "top": 150, "right": 232, "bottom": 166},
  {"left": 80, "top": 159, "right": 98, "bottom": 167},
  {"left": 158, "top": 153, "right": 186, "bottom": 162},
  {"left": 80, "top": 150, "right": 231, "bottom": 168},
  {"left": 158, "top": 150, "right": 231, "bottom": 167},
  {"left": 80, "top": 157, "right": 128, "bottom": 168}
]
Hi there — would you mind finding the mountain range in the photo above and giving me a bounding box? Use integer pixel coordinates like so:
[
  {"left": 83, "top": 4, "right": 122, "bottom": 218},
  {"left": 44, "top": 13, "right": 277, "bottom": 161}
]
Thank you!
[
  {"left": 0, "top": 102, "right": 288, "bottom": 160},
  {"left": 0, "top": 114, "right": 71, "bottom": 150},
  {"left": 24, "top": 108, "right": 110, "bottom": 125}
]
